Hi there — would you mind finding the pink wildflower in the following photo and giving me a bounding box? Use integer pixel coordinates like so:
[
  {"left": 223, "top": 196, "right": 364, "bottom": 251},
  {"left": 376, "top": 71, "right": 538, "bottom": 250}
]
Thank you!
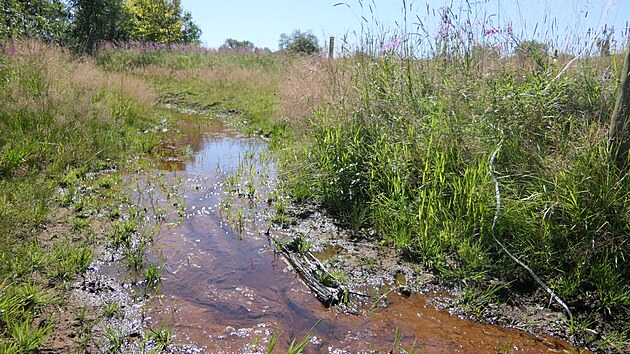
[
  {"left": 485, "top": 28, "right": 499, "bottom": 36},
  {"left": 381, "top": 36, "right": 400, "bottom": 55}
]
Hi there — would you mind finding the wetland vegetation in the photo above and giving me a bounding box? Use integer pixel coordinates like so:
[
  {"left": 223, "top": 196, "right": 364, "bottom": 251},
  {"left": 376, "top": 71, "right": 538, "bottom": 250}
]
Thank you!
[{"left": 1, "top": 0, "right": 629, "bottom": 352}]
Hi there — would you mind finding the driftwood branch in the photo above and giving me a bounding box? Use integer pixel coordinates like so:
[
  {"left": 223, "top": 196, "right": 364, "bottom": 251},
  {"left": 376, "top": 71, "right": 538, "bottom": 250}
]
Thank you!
[
  {"left": 279, "top": 237, "right": 347, "bottom": 307},
  {"left": 489, "top": 138, "right": 573, "bottom": 321}
]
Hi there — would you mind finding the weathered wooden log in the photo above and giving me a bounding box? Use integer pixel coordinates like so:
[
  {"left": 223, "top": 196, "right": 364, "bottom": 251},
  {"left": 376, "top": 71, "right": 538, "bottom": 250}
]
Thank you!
[{"left": 280, "top": 238, "right": 347, "bottom": 307}]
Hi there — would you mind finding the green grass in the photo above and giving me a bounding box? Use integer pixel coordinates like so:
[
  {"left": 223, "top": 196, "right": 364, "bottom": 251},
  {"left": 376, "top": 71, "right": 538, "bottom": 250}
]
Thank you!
[
  {"left": 0, "top": 41, "right": 170, "bottom": 351},
  {"left": 47, "top": 244, "right": 93, "bottom": 281},
  {"left": 88, "top": 24, "right": 630, "bottom": 350},
  {"left": 102, "top": 302, "right": 121, "bottom": 319},
  {"left": 146, "top": 322, "right": 172, "bottom": 352},
  {"left": 297, "top": 52, "right": 629, "bottom": 311},
  {"left": 270, "top": 11, "right": 627, "bottom": 350},
  {"left": 95, "top": 46, "right": 294, "bottom": 139},
  {"left": 143, "top": 264, "right": 162, "bottom": 292}
]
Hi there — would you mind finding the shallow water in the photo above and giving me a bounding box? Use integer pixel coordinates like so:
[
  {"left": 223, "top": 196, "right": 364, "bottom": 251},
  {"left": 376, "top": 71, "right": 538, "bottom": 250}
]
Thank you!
[{"left": 147, "top": 112, "right": 581, "bottom": 353}]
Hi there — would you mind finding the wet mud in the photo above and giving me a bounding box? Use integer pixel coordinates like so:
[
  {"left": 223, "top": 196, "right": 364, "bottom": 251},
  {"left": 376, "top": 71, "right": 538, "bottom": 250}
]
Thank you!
[{"left": 147, "top": 110, "right": 586, "bottom": 353}]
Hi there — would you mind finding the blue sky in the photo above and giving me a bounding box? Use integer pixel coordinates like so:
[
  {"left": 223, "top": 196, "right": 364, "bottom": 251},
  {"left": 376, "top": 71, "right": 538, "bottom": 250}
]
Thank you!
[{"left": 180, "top": 1, "right": 629, "bottom": 52}]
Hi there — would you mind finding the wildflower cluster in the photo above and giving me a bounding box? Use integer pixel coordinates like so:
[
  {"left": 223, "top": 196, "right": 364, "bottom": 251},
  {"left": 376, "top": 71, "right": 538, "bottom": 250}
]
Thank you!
[{"left": 381, "top": 36, "right": 400, "bottom": 56}]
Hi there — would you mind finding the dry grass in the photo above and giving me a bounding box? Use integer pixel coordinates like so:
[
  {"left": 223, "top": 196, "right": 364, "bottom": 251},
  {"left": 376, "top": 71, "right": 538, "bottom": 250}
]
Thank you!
[
  {"left": 3, "top": 41, "right": 156, "bottom": 125},
  {"left": 136, "top": 61, "right": 276, "bottom": 102},
  {"left": 277, "top": 56, "right": 357, "bottom": 135}
]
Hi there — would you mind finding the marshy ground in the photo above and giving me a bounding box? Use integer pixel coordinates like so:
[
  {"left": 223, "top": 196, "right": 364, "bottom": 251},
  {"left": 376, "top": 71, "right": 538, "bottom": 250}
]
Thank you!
[{"left": 1, "top": 37, "right": 629, "bottom": 353}]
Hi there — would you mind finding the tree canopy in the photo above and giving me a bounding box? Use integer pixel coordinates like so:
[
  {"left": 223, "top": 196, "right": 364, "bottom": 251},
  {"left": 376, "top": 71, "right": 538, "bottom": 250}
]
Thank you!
[
  {"left": 0, "top": 0, "right": 201, "bottom": 52},
  {"left": 279, "top": 30, "right": 320, "bottom": 54},
  {"left": 221, "top": 38, "right": 254, "bottom": 51},
  {"left": 69, "top": 0, "right": 130, "bottom": 53},
  {"left": 124, "top": 0, "right": 186, "bottom": 43},
  {"left": 0, "top": 0, "right": 68, "bottom": 42}
]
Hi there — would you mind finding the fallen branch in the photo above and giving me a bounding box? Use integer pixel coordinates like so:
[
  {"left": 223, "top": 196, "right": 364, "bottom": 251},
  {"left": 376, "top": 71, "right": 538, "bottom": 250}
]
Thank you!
[{"left": 279, "top": 237, "right": 347, "bottom": 307}]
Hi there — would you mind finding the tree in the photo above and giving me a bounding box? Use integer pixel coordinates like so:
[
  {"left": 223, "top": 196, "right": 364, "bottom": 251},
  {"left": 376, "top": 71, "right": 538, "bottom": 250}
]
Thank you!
[
  {"left": 279, "top": 30, "right": 319, "bottom": 54},
  {"left": 221, "top": 38, "right": 254, "bottom": 51},
  {"left": 0, "top": 0, "right": 69, "bottom": 42},
  {"left": 69, "top": 0, "right": 130, "bottom": 54},
  {"left": 124, "top": 0, "right": 200, "bottom": 44},
  {"left": 180, "top": 10, "right": 201, "bottom": 44}
]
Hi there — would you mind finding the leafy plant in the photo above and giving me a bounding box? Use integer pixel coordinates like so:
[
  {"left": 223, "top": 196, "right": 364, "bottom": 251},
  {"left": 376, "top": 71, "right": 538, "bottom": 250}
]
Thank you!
[
  {"left": 147, "top": 322, "right": 172, "bottom": 352},
  {"left": 286, "top": 319, "right": 322, "bottom": 354},
  {"left": 104, "top": 326, "right": 125, "bottom": 353},
  {"left": 103, "top": 301, "right": 121, "bottom": 318},
  {"left": 144, "top": 263, "right": 161, "bottom": 290}
]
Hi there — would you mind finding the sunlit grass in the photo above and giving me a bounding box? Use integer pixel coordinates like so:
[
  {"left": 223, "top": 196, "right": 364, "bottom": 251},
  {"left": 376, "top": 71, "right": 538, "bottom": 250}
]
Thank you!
[
  {"left": 272, "top": 4, "right": 628, "bottom": 351},
  {"left": 87, "top": 9, "right": 630, "bottom": 350},
  {"left": 0, "top": 40, "right": 170, "bottom": 351}
]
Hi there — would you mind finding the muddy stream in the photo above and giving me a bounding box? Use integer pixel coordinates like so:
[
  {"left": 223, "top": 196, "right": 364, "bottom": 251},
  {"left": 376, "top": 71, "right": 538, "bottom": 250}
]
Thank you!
[{"left": 146, "top": 111, "right": 582, "bottom": 353}]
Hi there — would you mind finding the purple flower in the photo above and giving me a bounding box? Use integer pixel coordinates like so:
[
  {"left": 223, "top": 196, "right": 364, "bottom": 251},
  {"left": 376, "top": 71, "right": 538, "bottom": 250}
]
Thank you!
[
  {"left": 485, "top": 28, "right": 499, "bottom": 36},
  {"left": 505, "top": 25, "right": 513, "bottom": 34},
  {"left": 9, "top": 47, "right": 14, "bottom": 56},
  {"left": 438, "top": 20, "right": 451, "bottom": 41},
  {"left": 381, "top": 36, "right": 400, "bottom": 55},
  {"left": 391, "top": 36, "right": 400, "bottom": 47}
]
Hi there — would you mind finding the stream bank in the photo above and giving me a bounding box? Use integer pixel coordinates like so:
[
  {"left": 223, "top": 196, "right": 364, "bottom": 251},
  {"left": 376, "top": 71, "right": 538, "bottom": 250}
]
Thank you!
[{"left": 142, "top": 109, "right": 588, "bottom": 353}]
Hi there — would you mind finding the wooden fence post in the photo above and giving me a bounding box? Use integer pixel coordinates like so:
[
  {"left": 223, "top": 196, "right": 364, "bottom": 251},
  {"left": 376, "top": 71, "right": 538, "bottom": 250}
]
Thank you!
[{"left": 328, "top": 36, "right": 334, "bottom": 59}]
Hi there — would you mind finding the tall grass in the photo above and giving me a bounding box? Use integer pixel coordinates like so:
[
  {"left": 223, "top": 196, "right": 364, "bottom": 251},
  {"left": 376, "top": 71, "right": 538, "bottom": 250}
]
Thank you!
[
  {"left": 273, "top": 3, "right": 629, "bottom": 350},
  {"left": 0, "top": 41, "right": 164, "bottom": 351}
]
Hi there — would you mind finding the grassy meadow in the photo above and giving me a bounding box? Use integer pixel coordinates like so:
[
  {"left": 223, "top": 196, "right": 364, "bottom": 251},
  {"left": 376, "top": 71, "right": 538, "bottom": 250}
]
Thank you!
[{"left": 1, "top": 17, "right": 629, "bottom": 353}]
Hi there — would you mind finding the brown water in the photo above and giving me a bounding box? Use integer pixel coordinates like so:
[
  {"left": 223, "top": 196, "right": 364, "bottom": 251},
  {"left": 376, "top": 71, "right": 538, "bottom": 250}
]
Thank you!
[{"left": 148, "top": 112, "right": 582, "bottom": 353}]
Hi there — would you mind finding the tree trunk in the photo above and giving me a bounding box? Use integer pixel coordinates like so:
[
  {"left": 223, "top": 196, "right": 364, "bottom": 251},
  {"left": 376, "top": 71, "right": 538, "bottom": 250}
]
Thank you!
[{"left": 610, "top": 40, "right": 630, "bottom": 171}]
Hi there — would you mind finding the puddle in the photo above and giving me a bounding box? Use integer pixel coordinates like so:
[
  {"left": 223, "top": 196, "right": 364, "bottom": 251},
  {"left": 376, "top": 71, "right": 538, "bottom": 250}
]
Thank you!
[{"left": 147, "top": 111, "right": 584, "bottom": 353}]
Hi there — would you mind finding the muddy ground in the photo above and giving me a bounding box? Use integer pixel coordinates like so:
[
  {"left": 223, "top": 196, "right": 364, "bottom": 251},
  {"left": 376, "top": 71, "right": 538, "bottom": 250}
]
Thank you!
[{"left": 37, "top": 169, "right": 201, "bottom": 353}]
